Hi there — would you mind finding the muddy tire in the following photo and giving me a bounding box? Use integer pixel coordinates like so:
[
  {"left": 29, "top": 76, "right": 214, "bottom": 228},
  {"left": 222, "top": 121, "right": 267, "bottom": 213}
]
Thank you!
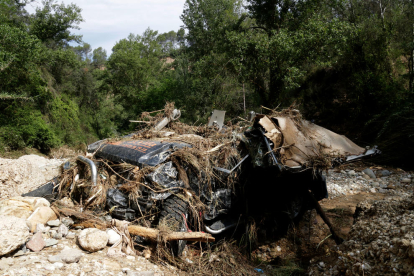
[{"left": 159, "top": 195, "right": 188, "bottom": 256}]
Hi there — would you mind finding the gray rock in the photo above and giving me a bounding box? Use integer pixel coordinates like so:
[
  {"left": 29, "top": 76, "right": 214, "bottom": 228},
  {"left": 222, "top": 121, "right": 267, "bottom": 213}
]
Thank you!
[
  {"left": 45, "top": 238, "right": 58, "bottom": 247},
  {"left": 401, "top": 178, "right": 411, "bottom": 183},
  {"left": 372, "top": 182, "right": 380, "bottom": 187},
  {"left": 61, "top": 217, "right": 74, "bottom": 228},
  {"left": 380, "top": 170, "right": 391, "bottom": 176},
  {"left": 78, "top": 228, "right": 108, "bottom": 252},
  {"left": 363, "top": 169, "right": 376, "bottom": 179},
  {"left": 378, "top": 188, "right": 388, "bottom": 193},
  {"left": 58, "top": 223, "right": 69, "bottom": 237},
  {"left": 0, "top": 215, "right": 30, "bottom": 256},
  {"left": 60, "top": 248, "right": 83, "bottom": 264},
  {"left": 106, "top": 229, "right": 121, "bottom": 245},
  {"left": 47, "top": 219, "right": 60, "bottom": 227}
]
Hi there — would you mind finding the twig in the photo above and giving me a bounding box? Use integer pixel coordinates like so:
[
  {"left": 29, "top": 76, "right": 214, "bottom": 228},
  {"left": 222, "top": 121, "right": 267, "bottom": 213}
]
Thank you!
[
  {"left": 237, "top": 116, "right": 250, "bottom": 122},
  {"left": 317, "top": 234, "right": 332, "bottom": 250},
  {"left": 129, "top": 120, "right": 151, "bottom": 123}
]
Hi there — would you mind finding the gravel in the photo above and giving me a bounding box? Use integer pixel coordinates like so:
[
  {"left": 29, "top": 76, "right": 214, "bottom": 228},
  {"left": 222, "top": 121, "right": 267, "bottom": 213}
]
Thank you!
[{"left": 309, "top": 167, "right": 414, "bottom": 276}]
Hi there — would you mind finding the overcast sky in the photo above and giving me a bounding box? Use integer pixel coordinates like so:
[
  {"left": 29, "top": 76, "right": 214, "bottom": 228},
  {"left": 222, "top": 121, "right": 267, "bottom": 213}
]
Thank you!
[{"left": 27, "top": 0, "right": 186, "bottom": 55}]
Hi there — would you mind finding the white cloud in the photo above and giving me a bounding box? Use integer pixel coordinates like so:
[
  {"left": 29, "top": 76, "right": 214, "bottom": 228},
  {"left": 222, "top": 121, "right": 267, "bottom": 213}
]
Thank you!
[{"left": 27, "top": 0, "right": 186, "bottom": 54}]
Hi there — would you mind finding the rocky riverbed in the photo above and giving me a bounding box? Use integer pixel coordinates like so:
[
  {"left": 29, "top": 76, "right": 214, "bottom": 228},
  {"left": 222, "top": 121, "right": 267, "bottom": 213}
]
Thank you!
[{"left": 0, "top": 155, "right": 413, "bottom": 276}]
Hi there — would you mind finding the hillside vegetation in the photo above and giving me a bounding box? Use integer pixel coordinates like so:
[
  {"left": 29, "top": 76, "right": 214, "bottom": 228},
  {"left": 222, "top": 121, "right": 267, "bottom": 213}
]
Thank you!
[{"left": 1, "top": 0, "right": 413, "bottom": 167}]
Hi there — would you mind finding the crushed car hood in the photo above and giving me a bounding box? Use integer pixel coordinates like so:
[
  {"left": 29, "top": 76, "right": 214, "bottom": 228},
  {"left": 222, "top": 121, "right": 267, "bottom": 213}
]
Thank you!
[{"left": 88, "top": 139, "right": 191, "bottom": 167}]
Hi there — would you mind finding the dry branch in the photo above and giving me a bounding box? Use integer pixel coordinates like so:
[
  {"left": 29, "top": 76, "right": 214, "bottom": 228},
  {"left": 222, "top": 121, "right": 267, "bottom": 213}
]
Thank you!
[{"left": 127, "top": 225, "right": 215, "bottom": 243}]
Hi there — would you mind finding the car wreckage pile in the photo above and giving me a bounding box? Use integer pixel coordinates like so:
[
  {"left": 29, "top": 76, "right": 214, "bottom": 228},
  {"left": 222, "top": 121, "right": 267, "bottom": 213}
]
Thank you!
[{"left": 22, "top": 103, "right": 380, "bottom": 261}]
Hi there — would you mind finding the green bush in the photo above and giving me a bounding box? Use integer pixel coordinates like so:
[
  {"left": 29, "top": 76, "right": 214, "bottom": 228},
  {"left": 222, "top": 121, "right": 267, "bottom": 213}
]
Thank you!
[{"left": 0, "top": 105, "right": 60, "bottom": 152}]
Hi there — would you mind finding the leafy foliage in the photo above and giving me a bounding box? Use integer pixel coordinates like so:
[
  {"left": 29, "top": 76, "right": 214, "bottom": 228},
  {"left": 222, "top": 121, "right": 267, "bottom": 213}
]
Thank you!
[{"left": 1, "top": 0, "right": 414, "bottom": 167}]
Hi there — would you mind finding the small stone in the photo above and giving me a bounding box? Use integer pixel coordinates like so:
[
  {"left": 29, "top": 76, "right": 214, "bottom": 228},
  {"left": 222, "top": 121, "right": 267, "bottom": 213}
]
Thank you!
[
  {"left": 387, "top": 184, "right": 395, "bottom": 189},
  {"left": 380, "top": 170, "right": 391, "bottom": 176},
  {"left": 66, "top": 232, "right": 76, "bottom": 239},
  {"left": 78, "top": 228, "right": 108, "bottom": 252},
  {"left": 26, "top": 232, "right": 45, "bottom": 252},
  {"left": 35, "top": 223, "right": 47, "bottom": 234},
  {"left": 13, "top": 250, "right": 26, "bottom": 257},
  {"left": 45, "top": 238, "right": 58, "bottom": 247},
  {"left": 370, "top": 188, "right": 376, "bottom": 193},
  {"left": 48, "top": 255, "right": 62, "bottom": 263},
  {"left": 52, "top": 232, "right": 63, "bottom": 240},
  {"left": 47, "top": 219, "right": 60, "bottom": 227},
  {"left": 347, "top": 170, "right": 356, "bottom": 176},
  {"left": 362, "top": 168, "right": 376, "bottom": 179},
  {"left": 106, "top": 229, "right": 121, "bottom": 245},
  {"left": 44, "top": 264, "right": 55, "bottom": 271},
  {"left": 401, "top": 178, "right": 411, "bottom": 183},
  {"left": 54, "top": 262, "right": 64, "bottom": 269},
  {"left": 362, "top": 174, "right": 371, "bottom": 180},
  {"left": 372, "top": 182, "right": 380, "bottom": 187},
  {"left": 276, "top": 246, "right": 281, "bottom": 252},
  {"left": 61, "top": 217, "right": 74, "bottom": 228},
  {"left": 58, "top": 224, "right": 69, "bottom": 237},
  {"left": 318, "top": 262, "right": 325, "bottom": 268},
  {"left": 60, "top": 248, "right": 83, "bottom": 264}
]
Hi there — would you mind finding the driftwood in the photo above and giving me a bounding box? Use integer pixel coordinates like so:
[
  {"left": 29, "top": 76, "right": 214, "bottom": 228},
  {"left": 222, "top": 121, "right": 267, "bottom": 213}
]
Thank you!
[
  {"left": 52, "top": 207, "right": 214, "bottom": 243},
  {"left": 127, "top": 225, "right": 215, "bottom": 243}
]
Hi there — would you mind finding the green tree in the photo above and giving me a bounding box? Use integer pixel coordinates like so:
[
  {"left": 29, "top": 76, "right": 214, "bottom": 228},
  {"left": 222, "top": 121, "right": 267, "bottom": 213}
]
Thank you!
[
  {"left": 105, "top": 28, "right": 165, "bottom": 130},
  {"left": 92, "top": 47, "right": 107, "bottom": 68},
  {"left": 29, "top": 0, "right": 83, "bottom": 48}
]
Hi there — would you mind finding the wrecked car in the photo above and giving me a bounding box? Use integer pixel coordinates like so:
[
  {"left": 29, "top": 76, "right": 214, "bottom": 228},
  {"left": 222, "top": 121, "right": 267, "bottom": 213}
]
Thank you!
[{"left": 24, "top": 105, "right": 380, "bottom": 255}]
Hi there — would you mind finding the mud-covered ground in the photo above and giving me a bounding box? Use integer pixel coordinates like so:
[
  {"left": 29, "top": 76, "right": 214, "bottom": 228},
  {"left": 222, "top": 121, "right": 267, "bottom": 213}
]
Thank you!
[{"left": 0, "top": 155, "right": 413, "bottom": 275}]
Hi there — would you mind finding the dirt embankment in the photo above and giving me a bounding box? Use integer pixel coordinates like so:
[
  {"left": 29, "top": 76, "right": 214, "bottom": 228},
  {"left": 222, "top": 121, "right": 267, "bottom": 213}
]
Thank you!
[{"left": 0, "top": 155, "right": 67, "bottom": 198}]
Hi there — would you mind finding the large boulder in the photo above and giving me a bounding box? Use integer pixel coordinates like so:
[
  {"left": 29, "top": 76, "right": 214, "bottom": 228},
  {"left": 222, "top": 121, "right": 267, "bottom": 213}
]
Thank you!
[
  {"left": 0, "top": 196, "right": 50, "bottom": 219},
  {"left": 0, "top": 215, "right": 30, "bottom": 256},
  {"left": 26, "top": 206, "right": 57, "bottom": 232},
  {"left": 78, "top": 228, "right": 108, "bottom": 252}
]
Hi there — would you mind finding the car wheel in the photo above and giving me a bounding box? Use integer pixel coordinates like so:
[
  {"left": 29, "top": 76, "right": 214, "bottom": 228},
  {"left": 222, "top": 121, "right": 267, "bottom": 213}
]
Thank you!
[{"left": 159, "top": 195, "right": 188, "bottom": 256}]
